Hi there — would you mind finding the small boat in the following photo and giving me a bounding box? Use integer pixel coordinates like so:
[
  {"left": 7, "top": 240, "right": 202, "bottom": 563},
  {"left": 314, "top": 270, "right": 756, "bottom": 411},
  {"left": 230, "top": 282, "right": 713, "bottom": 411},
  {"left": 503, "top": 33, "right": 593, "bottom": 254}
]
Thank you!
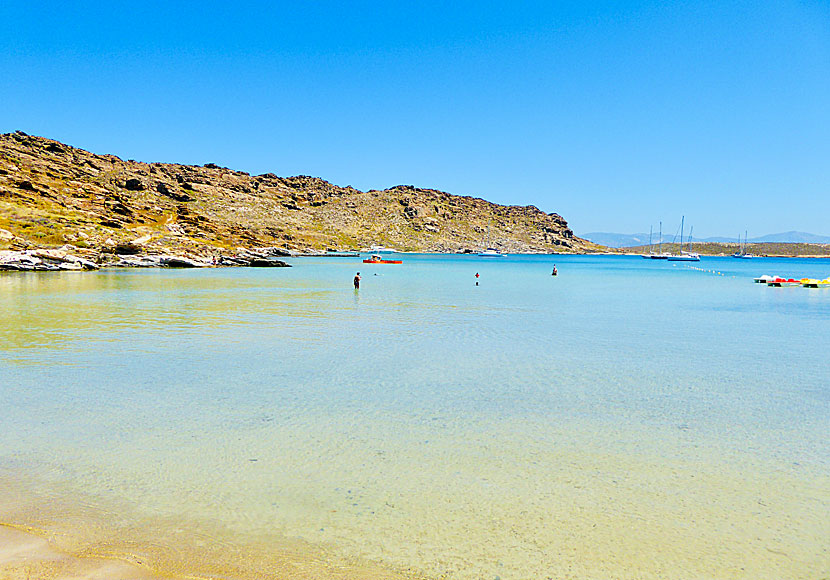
[
  {"left": 767, "top": 277, "right": 800, "bottom": 287},
  {"left": 362, "top": 254, "right": 402, "bottom": 264},
  {"left": 478, "top": 248, "right": 504, "bottom": 257},
  {"left": 666, "top": 252, "right": 700, "bottom": 262},
  {"left": 753, "top": 275, "right": 774, "bottom": 284}
]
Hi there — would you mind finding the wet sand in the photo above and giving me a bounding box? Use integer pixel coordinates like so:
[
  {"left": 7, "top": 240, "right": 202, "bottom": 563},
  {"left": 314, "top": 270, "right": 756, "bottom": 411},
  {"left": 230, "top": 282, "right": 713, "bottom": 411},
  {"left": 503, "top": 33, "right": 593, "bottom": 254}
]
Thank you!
[
  {"left": 0, "top": 522, "right": 426, "bottom": 580},
  {"left": 0, "top": 525, "right": 157, "bottom": 580}
]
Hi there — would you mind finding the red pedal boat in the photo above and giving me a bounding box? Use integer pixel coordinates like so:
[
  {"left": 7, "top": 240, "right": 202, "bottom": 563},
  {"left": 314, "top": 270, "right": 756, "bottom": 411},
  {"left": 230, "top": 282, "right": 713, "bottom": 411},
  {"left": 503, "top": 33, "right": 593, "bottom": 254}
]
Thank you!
[{"left": 363, "top": 254, "right": 402, "bottom": 264}]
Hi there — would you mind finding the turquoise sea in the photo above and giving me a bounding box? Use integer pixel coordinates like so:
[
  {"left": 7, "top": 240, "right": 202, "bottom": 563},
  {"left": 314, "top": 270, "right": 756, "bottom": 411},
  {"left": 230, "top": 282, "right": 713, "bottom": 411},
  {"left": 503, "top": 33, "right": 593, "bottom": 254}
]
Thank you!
[{"left": 1, "top": 255, "right": 828, "bottom": 579}]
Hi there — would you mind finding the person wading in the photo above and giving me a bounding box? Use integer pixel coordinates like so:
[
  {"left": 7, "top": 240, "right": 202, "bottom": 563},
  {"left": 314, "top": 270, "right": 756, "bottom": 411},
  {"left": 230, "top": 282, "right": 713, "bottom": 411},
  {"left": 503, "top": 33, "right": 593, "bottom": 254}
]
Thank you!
[{"left": 354, "top": 272, "right": 361, "bottom": 289}]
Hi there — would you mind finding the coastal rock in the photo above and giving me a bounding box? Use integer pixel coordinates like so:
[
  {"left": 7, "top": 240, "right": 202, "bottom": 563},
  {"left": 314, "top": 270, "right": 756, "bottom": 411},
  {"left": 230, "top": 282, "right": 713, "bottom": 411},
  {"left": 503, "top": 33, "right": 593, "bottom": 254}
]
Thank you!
[
  {"left": 249, "top": 258, "right": 291, "bottom": 267},
  {"left": 218, "top": 256, "right": 250, "bottom": 266},
  {"left": 110, "top": 254, "right": 210, "bottom": 268},
  {"left": 32, "top": 248, "right": 99, "bottom": 270},
  {"left": 160, "top": 255, "right": 210, "bottom": 268},
  {"left": 0, "top": 249, "right": 99, "bottom": 271},
  {"left": 111, "top": 255, "right": 163, "bottom": 268}
]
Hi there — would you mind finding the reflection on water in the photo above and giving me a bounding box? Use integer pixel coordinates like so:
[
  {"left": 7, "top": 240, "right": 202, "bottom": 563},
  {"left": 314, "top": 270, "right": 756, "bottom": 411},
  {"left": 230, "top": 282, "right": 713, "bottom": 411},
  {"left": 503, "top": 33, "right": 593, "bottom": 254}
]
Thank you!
[{"left": 1, "top": 256, "right": 829, "bottom": 579}]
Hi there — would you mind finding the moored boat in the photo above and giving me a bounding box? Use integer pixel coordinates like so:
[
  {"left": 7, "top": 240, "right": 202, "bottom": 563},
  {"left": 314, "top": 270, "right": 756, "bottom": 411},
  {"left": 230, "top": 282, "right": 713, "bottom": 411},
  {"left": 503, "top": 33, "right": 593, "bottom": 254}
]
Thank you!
[
  {"left": 767, "top": 277, "right": 800, "bottom": 287},
  {"left": 732, "top": 231, "right": 754, "bottom": 259},
  {"left": 362, "top": 254, "right": 402, "bottom": 264},
  {"left": 666, "top": 252, "right": 700, "bottom": 262},
  {"left": 665, "top": 217, "right": 700, "bottom": 261},
  {"left": 478, "top": 248, "right": 504, "bottom": 257}
]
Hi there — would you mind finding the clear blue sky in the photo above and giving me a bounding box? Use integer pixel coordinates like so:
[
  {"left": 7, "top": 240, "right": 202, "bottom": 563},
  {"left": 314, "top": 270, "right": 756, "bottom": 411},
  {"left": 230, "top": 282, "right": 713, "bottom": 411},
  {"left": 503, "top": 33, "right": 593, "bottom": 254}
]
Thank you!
[{"left": 2, "top": 1, "right": 828, "bottom": 237}]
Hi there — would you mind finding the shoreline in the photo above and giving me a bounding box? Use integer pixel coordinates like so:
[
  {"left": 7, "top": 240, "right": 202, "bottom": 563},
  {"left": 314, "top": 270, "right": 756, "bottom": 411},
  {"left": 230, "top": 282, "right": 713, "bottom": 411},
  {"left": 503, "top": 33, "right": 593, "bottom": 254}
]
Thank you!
[
  {"left": 0, "top": 473, "right": 426, "bottom": 580},
  {"left": 0, "top": 519, "right": 425, "bottom": 580},
  {"left": 0, "top": 524, "right": 158, "bottom": 580},
  {"left": 2, "top": 246, "right": 829, "bottom": 274}
]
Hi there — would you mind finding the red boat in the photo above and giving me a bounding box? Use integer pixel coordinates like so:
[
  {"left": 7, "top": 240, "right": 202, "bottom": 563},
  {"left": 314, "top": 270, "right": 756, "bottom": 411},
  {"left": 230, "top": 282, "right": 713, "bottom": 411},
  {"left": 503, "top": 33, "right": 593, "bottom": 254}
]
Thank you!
[
  {"left": 767, "top": 277, "right": 800, "bottom": 287},
  {"left": 363, "top": 254, "right": 402, "bottom": 264}
]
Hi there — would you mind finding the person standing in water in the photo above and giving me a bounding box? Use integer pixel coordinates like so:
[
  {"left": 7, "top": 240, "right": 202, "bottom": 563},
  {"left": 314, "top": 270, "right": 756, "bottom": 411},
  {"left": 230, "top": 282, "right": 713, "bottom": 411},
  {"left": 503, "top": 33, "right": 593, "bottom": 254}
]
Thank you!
[
  {"left": 354, "top": 272, "right": 361, "bottom": 289},
  {"left": 475, "top": 272, "right": 480, "bottom": 286},
  {"left": 552, "top": 265, "right": 557, "bottom": 276}
]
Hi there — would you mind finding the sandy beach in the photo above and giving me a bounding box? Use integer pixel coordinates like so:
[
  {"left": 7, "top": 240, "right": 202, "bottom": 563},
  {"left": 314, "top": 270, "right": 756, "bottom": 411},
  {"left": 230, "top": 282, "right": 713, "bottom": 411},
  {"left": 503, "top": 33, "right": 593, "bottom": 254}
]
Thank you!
[{"left": 0, "top": 525, "right": 157, "bottom": 580}]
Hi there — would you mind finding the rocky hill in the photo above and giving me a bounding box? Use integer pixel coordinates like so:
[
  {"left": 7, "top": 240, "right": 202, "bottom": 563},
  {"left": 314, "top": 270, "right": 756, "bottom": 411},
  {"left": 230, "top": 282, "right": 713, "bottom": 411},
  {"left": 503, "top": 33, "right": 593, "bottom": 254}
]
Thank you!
[{"left": 0, "top": 131, "right": 599, "bottom": 258}]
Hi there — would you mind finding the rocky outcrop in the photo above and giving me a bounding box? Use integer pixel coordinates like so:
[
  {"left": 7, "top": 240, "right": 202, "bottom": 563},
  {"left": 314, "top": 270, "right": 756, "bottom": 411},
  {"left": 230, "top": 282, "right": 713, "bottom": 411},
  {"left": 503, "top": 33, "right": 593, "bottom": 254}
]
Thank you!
[
  {"left": 0, "top": 131, "right": 602, "bottom": 256},
  {"left": 248, "top": 258, "right": 291, "bottom": 267},
  {"left": 0, "top": 248, "right": 99, "bottom": 271}
]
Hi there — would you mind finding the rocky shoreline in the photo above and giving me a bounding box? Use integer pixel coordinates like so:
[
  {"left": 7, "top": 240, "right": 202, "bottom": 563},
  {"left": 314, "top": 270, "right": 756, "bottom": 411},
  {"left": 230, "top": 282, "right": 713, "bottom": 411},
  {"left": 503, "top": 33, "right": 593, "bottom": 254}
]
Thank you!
[{"left": 0, "top": 246, "right": 292, "bottom": 272}]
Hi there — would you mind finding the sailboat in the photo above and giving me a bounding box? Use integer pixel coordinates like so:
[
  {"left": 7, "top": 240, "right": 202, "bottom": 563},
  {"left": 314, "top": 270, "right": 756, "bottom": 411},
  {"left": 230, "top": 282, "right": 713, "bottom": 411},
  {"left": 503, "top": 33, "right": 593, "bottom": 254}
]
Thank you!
[
  {"left": 732, "top": 231, "right": 754, "bottom": 259},
  {"left": 478, "top": 225, "right": 505, "bottom": 257},
  {"left": 666, "top": 217, "right": 700, "bottom": 261},
  {"left": 641, "top": 225, "right": 654, "bottom": 258},
  {"left": 647, "top": 221, "right": 669, "bottom": 259}
]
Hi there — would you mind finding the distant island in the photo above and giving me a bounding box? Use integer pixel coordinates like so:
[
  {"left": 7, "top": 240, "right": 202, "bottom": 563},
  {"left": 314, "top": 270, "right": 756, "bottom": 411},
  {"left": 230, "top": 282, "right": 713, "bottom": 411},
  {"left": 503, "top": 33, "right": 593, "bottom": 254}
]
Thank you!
[
  {"left": 582, "top": 231, "right": 830, "bottom": 258},
  {"left": 0, "top": 131, "right": 600, "bottom": 263},
  {"left": 619, "top": 242, "right": 830, "bottom": 258},
  {"left": 582, "top": 231, "right": 830, "bottom": 248}
]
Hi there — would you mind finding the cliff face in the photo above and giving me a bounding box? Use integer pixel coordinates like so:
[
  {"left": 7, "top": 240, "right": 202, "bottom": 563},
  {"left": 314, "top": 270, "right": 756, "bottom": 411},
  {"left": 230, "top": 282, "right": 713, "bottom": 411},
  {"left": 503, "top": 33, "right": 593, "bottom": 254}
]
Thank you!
[{"left": 0, "top": 131, "right": 599, "bottom": 255}]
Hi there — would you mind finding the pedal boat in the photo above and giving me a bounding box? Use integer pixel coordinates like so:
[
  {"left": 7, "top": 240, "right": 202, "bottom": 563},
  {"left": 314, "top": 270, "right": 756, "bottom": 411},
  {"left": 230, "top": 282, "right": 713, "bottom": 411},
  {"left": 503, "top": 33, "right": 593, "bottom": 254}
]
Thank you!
[{"left": 362, "top": 254, "right": 402, "bottom": 264}]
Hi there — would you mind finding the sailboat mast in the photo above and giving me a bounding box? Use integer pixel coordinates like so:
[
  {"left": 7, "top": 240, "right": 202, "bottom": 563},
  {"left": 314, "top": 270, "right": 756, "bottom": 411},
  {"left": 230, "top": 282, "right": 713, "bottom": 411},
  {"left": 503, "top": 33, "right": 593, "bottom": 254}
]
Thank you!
[
  {"left": 649, "top": 225, "right": 653, "bottom": 254},
  {"left": 679, "top": 216, "right": 684, "bottom": 252},
  {"left": 659, "top": 221, "right": 662, "bottom": 254}
]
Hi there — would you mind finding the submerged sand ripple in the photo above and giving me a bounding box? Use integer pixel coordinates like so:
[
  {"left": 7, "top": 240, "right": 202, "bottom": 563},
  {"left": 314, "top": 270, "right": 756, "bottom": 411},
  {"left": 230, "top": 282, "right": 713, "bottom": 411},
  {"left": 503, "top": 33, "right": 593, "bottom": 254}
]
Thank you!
[{"left": 0, "top": 525, "right": 157, "bottom": 580}]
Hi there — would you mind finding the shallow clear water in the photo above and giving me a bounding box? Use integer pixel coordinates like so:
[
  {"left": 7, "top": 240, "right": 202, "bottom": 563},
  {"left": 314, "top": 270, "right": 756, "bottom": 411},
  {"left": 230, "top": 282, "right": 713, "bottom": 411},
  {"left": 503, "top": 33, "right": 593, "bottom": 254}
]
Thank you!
[{"left": 1, "top": 255, "right": 828, "bottom": 579}]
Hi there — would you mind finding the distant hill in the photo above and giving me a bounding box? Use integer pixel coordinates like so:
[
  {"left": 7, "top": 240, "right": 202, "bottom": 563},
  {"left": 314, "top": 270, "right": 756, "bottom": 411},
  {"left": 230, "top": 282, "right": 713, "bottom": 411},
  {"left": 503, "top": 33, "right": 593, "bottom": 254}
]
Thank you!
[
  {"left": 581, "top": 232, "right": 652, "bottom": 248},
  {"left": 749, "top": 231, "right": 830, "bottom": 243},
  {"left": 582, "top": 231, "right": 830, "bottom": 247},
  {"left": 581, "top": 232, "right": 676, "bottom": 248}
]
